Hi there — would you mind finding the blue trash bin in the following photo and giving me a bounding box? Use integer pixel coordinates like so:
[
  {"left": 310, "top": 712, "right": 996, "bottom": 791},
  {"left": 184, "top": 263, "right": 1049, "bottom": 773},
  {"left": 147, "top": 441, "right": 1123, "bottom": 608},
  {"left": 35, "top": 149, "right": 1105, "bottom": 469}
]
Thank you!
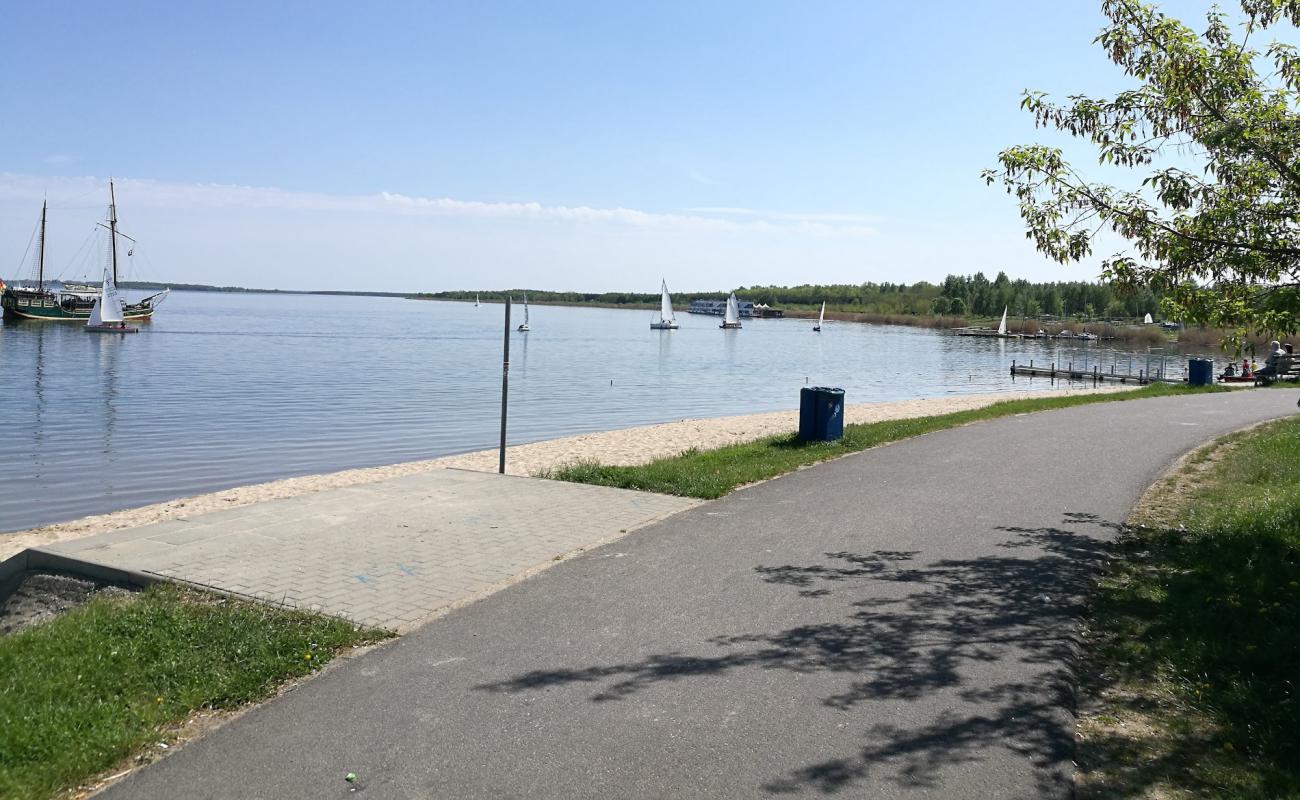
[
  {"left": 799, "top": 387, "right": 845, "bottom": 441},
  {"left": 1188, "top": 358, "right": 1213, "bottom": 386}
]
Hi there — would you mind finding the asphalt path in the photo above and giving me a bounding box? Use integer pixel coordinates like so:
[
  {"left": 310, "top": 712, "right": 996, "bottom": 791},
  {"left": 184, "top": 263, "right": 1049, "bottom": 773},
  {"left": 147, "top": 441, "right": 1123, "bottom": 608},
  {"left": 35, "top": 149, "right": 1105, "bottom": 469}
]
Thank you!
[{"left": 105, "top": 389, "right": 1299, "bottom": 799}]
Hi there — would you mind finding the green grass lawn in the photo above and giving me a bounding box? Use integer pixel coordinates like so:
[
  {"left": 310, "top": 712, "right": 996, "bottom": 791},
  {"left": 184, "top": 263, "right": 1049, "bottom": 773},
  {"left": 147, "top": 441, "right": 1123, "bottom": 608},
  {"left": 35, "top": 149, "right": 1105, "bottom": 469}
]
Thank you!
[
  {"left": 1078, "top": 416, "right": 1300, "bottom": 798},
  {"left": 544, "top": 383, "right": 1225, "bottom": 499},
  {"left": 0, "top": 585, "right": 387, "bottom": 800}
]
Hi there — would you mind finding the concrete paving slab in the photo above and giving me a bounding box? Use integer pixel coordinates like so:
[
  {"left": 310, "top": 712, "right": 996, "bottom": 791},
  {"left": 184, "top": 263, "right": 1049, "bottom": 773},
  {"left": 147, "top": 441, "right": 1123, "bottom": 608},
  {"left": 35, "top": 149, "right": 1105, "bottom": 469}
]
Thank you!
[{"left": 38, "top": 469, "right": 696, "bottom": 632}]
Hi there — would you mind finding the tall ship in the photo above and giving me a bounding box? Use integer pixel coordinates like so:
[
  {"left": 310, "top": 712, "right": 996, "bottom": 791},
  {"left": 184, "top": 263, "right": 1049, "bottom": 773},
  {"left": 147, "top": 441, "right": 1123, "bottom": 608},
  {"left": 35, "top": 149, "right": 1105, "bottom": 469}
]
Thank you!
[{"left": 2, "top": 182, "right": 168, "bottom": 322}]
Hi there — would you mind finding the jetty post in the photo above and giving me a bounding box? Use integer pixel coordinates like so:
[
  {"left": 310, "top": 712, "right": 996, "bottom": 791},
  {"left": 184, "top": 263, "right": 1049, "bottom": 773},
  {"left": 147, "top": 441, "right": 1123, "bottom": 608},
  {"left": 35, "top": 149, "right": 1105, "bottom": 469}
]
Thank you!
[{"left": 499, "top": 297, "right": 511, "bottom": 474}]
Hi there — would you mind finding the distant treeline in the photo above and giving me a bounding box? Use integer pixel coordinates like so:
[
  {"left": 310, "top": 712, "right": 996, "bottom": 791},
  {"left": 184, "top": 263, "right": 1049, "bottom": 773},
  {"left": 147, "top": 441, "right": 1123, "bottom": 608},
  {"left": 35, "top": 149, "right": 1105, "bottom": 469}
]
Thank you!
[{"left": 424, "top": 272, "right": 1163, "bottom": 320}]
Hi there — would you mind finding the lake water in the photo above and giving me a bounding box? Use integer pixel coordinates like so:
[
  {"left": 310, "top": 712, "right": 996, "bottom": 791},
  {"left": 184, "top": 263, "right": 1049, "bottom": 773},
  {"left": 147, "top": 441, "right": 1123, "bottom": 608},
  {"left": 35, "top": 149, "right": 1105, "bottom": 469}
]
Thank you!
[{"left": 0, "top": 292, "right": 1206, "bottom": 532}]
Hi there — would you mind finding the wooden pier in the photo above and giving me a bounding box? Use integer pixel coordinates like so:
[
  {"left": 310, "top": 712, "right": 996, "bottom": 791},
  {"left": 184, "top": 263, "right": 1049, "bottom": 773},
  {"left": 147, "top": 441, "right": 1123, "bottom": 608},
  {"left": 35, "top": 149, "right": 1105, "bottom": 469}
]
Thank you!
[{"left": 1010, "top": 359, "right": 1183, "bottom": 384}]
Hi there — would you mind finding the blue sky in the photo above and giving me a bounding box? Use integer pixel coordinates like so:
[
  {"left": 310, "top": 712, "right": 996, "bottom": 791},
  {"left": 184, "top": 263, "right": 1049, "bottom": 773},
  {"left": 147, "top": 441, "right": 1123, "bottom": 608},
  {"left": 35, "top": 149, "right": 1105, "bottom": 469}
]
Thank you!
[{"left": 0, "top": 1, "right": 1244, "bottom": 292}]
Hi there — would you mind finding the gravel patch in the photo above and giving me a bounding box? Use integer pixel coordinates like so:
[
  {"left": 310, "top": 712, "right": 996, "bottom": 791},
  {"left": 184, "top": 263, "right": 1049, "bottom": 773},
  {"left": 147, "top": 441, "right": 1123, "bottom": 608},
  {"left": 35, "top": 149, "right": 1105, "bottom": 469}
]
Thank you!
[{"left": 0, "top": 573, "right": 134, "bottom": 636}]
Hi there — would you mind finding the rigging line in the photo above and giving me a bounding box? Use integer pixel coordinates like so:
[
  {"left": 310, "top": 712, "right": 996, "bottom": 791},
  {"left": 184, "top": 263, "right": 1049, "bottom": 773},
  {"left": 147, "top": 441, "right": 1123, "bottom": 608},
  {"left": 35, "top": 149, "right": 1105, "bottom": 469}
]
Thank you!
[
  {"left": 45, "top": 185, "right": 102, "bottom": 210},
  {"left": 51, "top": 226, "right": 99, "bottom": 281},
  {"left": 12, "top": 220, "right": 38, "bottom": 279}
]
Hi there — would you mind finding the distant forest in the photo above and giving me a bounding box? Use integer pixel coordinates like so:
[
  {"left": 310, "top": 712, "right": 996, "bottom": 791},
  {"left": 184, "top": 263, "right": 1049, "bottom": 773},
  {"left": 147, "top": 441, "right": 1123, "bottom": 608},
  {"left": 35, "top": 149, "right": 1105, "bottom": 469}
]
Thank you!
[{"left": 423, "top": 271, "right": 1163, "bottom": 321}]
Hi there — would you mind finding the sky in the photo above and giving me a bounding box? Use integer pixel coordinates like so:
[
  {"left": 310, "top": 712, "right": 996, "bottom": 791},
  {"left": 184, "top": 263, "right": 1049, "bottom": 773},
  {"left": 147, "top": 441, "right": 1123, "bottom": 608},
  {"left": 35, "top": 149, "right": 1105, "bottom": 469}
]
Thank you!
[{"left": 0, "top": 0, "right": 1253, "bottom": 293}]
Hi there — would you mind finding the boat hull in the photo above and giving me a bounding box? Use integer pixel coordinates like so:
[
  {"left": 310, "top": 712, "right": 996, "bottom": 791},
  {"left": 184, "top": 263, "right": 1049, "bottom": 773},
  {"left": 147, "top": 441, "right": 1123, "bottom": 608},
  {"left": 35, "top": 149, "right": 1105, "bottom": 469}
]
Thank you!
[
  {"left": 650, "top": 322, "right": 678, "bottom": 329},
  {"left": 2, "top": 288, "right": 161, "bottom": 322},
  {"left": 720, "top": 322, "right": 742, "bottom": 329},
  {"left": 86, "top": 325, "right": 138, "bottom": 334}
]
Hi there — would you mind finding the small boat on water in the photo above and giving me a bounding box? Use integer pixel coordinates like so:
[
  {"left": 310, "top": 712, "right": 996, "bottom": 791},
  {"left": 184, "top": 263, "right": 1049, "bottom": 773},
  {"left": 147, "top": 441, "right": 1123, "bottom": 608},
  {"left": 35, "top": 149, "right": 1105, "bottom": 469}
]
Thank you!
[
  {"left": 719, "top": 292, "right": 742, "bottom": 329},
  {"left": 813, "top": 301, "right": 825, "bottom": 332},
  {"left": 650, "top": 279, "right": 678, "bottom": 330},
  {"left": 2, "top": 182, "right": 168, "bottom": 322},
  {"left": 1143, "top": 312, "right": 1153, "bottom": 324},
  {"left": 475, "top": 293, "right": 480, "bottom": 307},
  {"left": 955, "top": 305, "right": 1019, "bottom": 338},
  {"left": 517, "top": 293, "right": 530, "bottom": 332},
  {"left": 86, "top": 262, "right": 135, "bottom": 334},
  {"left": 1076, "top": 331, "right": 1099, "bottom": 341}
]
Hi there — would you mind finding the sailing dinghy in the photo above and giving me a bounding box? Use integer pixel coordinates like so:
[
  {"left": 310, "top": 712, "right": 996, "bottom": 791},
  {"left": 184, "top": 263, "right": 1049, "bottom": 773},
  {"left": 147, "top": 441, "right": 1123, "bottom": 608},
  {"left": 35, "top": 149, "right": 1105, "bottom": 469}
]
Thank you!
[
  {"left": 517, "top": 293, "right": 530, "bottom": 332},
  {"left": 813, "top": 301, "right": 825, "bottom": 332},
  {"left": 650, "top": 279, "right": 678, "bottom": 330},
  {"left": 86, "top": 262, "right": 135, "bottom": 334},
  {"left": 719, "top": 292, "right": 742, "bottom": 329}
]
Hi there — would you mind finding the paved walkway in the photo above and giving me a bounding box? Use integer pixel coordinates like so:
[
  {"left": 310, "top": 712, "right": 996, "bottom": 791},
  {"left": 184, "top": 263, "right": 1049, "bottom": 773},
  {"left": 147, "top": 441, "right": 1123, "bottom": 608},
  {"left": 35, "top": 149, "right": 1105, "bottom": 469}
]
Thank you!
[
  {"left": 39, "top": 469, "right": 695, "bottom": 631},
  {"left": 103, "top": 390, "right": 1299, "bottom": 799}
]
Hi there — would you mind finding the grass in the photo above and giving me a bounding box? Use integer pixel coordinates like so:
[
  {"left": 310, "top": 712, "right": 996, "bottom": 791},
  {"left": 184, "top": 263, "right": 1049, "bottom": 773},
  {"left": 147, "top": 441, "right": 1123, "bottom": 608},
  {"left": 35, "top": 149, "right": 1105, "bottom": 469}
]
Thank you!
[
  {"left": 0, "top": 584, "right": 387, "bottom": 800},
  {"left": 1077, "top": 416, "right": 1300, "bottom": 799},
  {"left": 544, "top": 383, "right": 1227, "bottom": 499}
]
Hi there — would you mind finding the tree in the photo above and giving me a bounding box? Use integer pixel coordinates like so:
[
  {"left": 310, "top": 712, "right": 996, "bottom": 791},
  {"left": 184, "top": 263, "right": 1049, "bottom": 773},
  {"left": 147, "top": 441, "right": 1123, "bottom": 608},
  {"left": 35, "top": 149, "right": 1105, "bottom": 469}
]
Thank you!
[{"left": 984, "top": 0, "right": 1300, "bottom": 342}]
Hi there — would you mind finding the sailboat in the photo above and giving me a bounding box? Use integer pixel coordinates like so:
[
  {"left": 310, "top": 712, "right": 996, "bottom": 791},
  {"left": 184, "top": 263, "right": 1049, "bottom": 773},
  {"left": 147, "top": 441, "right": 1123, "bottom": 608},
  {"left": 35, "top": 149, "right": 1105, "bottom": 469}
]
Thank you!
[
  {"left": 1, "top": 182, "right": 168, "bottom": 321},
  {"left": 516, "top": 293, "right": 530, "bottom": 332},
  {"left": 650, "top": 279, "right": 678, "bottom": 330},
  {"left": 956, "top": 304, "right": 1019, "bottom": 338},
  {"left": 475, "top": 293, "right": 480, "bottom": 307},
  {"left": 813, "top": 301, "right": 825, "bottom": 332},
  {"left": 86, "top": 261, "right": 135, "bottom": 333},
  {"left": 720, "top": 292, "right": 742, "bottom": 329},
  {"left": 1143, "top": 312, "right": 1153, "bottom": 324}
]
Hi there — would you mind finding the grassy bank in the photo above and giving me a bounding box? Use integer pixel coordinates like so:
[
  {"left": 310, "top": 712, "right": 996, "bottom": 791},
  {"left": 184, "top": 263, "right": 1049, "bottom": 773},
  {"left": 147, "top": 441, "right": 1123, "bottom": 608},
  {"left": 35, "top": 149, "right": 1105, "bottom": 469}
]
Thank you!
[
  {"left": 0, "top": 585, "right": 386, "bottom": 800},
  {"left": 1076, "top": 416, "right": 1300, "bottom": 798},
  {"left": 544, "top": 384, "right": 1223, "bottom": 500}
]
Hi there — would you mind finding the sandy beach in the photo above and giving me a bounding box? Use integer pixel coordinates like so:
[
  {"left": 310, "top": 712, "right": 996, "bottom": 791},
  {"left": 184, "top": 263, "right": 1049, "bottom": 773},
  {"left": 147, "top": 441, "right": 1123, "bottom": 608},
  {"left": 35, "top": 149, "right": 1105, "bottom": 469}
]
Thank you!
[{"left": 1, "top": 385, "right": 1131, "bottom": 560}]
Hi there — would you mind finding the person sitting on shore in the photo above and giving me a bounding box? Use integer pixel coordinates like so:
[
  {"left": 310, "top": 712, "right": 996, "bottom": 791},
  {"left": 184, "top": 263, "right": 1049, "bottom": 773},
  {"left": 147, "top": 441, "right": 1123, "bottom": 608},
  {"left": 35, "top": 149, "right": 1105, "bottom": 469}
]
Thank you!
[
  {"left": 1222, "top": 362, "right": 1237, "bottom": 378},
  {"left": 1256, "top": 341, "right": 1288, "bottom": 379}
]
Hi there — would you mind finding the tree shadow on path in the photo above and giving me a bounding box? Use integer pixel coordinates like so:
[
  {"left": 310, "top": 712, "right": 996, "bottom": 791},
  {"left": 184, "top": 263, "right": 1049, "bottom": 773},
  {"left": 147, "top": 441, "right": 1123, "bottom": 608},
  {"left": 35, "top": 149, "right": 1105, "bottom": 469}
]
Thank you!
[{"left": 476, "top": 513, "right": 1119, "bottom": 795}]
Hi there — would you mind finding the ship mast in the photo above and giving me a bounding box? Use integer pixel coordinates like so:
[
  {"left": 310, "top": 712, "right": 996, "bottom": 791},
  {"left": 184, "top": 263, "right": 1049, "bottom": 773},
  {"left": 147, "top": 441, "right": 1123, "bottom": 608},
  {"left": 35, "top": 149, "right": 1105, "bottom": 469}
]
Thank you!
[
  {"left": 109, "top": 180, "right": 119, "bottom": 286},
  {"left": 37, "top": 200, "right": 47, "bottom": 290}
]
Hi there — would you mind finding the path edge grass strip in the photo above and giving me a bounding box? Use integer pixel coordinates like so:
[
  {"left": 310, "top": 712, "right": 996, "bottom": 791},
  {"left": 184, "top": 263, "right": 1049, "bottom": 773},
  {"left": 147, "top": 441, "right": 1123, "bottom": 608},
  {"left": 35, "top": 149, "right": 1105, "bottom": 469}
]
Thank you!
[
  {"left": 543, "top": 385, "right": 1229, "bottom": 499},
  {"left": 0, "top": 584, "right": 390, "bottom": 800}
]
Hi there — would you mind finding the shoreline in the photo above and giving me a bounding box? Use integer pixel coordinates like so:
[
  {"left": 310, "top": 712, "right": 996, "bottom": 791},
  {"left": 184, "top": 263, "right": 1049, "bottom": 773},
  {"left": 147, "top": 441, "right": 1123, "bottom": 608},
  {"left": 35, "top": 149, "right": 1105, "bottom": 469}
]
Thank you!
[
  {"left": 0, "top": 385, "right": 1131, "bottom": 561},
  {"left": 417, "top": 296, "right": 1186, "bottom": 346}
]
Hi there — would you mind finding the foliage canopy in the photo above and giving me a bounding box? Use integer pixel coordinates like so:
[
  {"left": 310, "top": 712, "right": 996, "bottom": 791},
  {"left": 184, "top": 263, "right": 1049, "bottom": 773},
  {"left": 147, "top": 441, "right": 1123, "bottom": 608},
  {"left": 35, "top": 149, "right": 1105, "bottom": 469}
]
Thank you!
[{"left": 985, "top": 0, "right": 1300, "bottom": 341}]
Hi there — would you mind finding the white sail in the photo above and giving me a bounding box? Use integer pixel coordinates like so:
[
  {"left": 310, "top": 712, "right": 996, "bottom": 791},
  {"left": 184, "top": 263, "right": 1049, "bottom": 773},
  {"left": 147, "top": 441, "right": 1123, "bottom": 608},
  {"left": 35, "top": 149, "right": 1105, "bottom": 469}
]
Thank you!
[
  {"left": 1143, "top": 312, "right": 1153, "bottom": 324},
  {"left": 88, "top": 297, "right": 104, "bottom": 327},
  {"left": 818, "top": 301, "right": 826, "bottom": 328},
  {"left": 724, "top": 293, "right": 740, "bottom": 325},
  {"left": 475, "top": 293, "right": 480, "bottom": 307},
  {"left": 997, "top": 306, "right": 1008, "bottom": 336},
  {"left": 659, "top": 280, "right": 675, "bottom": 323},
  {"left": 95, "top": 262, "right": 125, "bottom": 324},
  {"left": 523, "top": 294, "right": 530, "bottom": 325}
]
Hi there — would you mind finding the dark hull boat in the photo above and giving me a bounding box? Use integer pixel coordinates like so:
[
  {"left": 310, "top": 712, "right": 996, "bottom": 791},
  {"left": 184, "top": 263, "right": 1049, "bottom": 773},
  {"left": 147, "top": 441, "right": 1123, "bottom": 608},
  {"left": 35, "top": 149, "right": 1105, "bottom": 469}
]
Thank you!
[{"left": 2, "top": 183, "right": 168, "bottom": 322}]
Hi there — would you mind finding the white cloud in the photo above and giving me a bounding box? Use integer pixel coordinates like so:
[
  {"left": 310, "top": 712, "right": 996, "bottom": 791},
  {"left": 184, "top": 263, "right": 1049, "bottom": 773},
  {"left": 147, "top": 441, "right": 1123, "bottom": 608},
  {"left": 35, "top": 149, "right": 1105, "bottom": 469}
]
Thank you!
[
  {"left": 0, "top": 173, "right": 878, "bottom": 238},
  {"left": 686, "top": 206, "right": 883, "bottom": 225}
]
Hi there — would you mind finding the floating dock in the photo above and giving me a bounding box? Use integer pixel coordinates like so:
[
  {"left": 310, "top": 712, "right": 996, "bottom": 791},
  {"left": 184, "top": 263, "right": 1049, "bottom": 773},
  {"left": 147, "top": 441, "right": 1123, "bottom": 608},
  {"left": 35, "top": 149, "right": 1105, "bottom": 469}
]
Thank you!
[{"left": 1009, "top": 359, "right": 1183, "bottom": 384}]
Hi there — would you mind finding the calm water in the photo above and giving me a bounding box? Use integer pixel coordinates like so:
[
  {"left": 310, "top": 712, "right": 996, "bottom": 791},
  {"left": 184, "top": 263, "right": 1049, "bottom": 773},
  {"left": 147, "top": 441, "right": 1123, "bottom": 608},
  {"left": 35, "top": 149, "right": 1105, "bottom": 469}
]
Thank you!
[{"left": 0, "top": 292, "right": 1205, "bottom": 532}]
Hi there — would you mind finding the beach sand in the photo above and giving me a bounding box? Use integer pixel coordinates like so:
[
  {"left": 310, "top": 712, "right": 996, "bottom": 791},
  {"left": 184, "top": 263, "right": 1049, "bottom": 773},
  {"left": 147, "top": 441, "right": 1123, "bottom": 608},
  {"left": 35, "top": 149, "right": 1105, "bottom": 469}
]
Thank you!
[{"left": 1, "top": 385, "right": 1131, "bottom": 560}]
